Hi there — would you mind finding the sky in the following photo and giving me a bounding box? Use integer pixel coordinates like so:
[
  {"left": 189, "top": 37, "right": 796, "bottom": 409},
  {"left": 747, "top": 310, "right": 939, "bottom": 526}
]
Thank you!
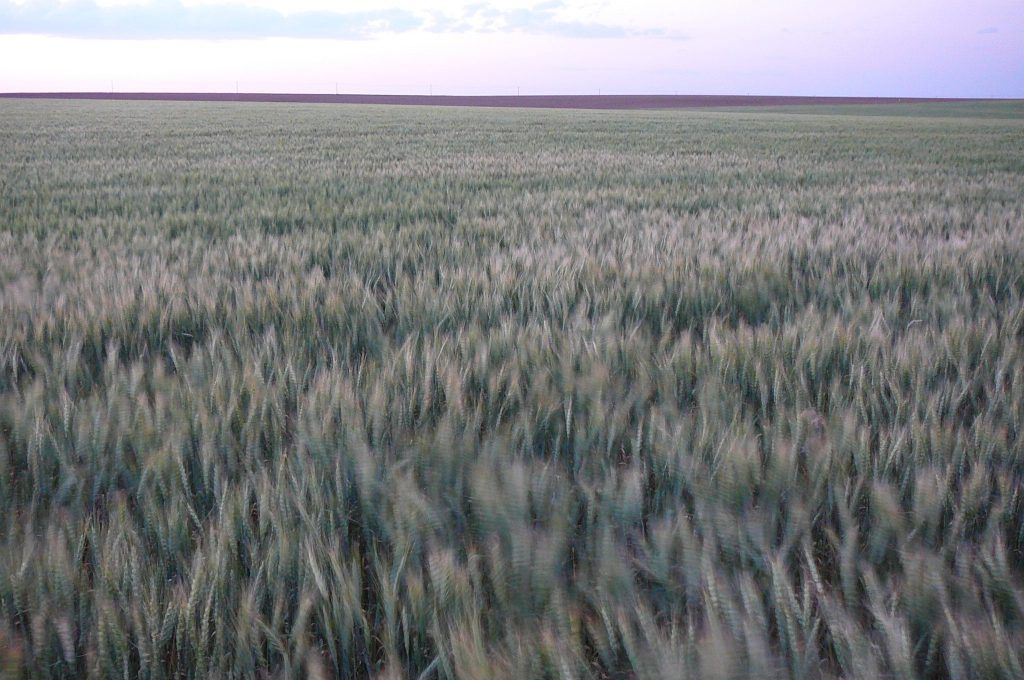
[{"left": 0, "top": 0, "right": 1021, "bottom": 97}]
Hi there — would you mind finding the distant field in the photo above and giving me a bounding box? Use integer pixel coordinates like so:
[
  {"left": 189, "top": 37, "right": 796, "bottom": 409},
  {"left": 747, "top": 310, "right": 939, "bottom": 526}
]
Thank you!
[
  {"left": 713, "top": 100, "right": 1024, "bottom": 120},
  {"left": 1, "top": 100, "right": 1023, "bottom": 678},
  {"left": 0, "top": 91, "right": 992, "bottom": 110}
]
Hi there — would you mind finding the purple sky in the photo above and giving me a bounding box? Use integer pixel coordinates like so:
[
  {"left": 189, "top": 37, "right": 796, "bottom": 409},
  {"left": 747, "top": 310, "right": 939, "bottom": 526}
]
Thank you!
[{"left": 1, "top": 0, "right": 1021, "bottom": 97}]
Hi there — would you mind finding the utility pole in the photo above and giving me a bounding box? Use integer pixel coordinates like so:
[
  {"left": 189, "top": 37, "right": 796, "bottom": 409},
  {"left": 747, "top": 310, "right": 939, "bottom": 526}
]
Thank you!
[{"left": 335, "top": 82, "right": 338, "bottom": 95}]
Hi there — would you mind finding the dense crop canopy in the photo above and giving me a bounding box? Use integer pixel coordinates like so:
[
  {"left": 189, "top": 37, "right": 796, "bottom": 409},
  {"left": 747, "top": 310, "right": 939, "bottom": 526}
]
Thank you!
[{"left": 1, "top": 100, "right": 1023, "bottom": 678}]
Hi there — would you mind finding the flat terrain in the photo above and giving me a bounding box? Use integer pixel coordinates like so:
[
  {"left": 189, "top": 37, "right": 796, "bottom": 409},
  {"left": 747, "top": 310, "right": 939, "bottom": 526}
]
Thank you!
[
  {"left": 712, "top": 100, "right": 1024, "bottom": 120},
  {"left": 1, "top": 100, "right": 1023, "bottom": 678},
  {"left": 0, "top": 91, "right": 989, "bottom": 110}
]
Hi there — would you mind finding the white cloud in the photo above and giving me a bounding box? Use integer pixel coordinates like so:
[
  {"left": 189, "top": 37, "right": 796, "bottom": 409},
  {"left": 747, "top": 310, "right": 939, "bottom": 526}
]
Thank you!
[{"left": 0, "top": 0, "right": 681, "bottom": 39}]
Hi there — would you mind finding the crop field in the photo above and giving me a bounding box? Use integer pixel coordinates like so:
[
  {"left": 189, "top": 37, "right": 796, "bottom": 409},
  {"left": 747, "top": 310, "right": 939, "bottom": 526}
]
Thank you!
[
  {"left": 1, "top": 100, "right": 1023, "bottom": 678},
  {"left": 0, "top": 93, "right": 976, "bottom": 110}
]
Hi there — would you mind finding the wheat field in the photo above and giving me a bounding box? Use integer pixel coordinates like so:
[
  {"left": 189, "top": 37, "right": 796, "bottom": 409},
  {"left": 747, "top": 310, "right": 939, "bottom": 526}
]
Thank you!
[{"left": 1, "top": 100, "right": 1023, "bottom": 678}]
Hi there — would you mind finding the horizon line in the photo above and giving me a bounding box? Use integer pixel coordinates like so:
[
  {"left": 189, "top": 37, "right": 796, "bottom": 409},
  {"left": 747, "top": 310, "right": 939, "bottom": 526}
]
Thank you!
[{"left": 0, "top": 92, "right": 1010, "bottom": 111}]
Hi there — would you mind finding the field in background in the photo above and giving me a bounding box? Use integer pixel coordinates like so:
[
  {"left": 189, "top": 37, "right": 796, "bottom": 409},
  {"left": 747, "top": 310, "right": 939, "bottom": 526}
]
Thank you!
[
  {"left": 1, "top": 100, "right": 1023, "bottom": 678},
  {"left": 711, "top": 101, "right": 1024, "bottom": 120},
  {"left": 0, "top": 92, "right": 991, "bottom": 111}
]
